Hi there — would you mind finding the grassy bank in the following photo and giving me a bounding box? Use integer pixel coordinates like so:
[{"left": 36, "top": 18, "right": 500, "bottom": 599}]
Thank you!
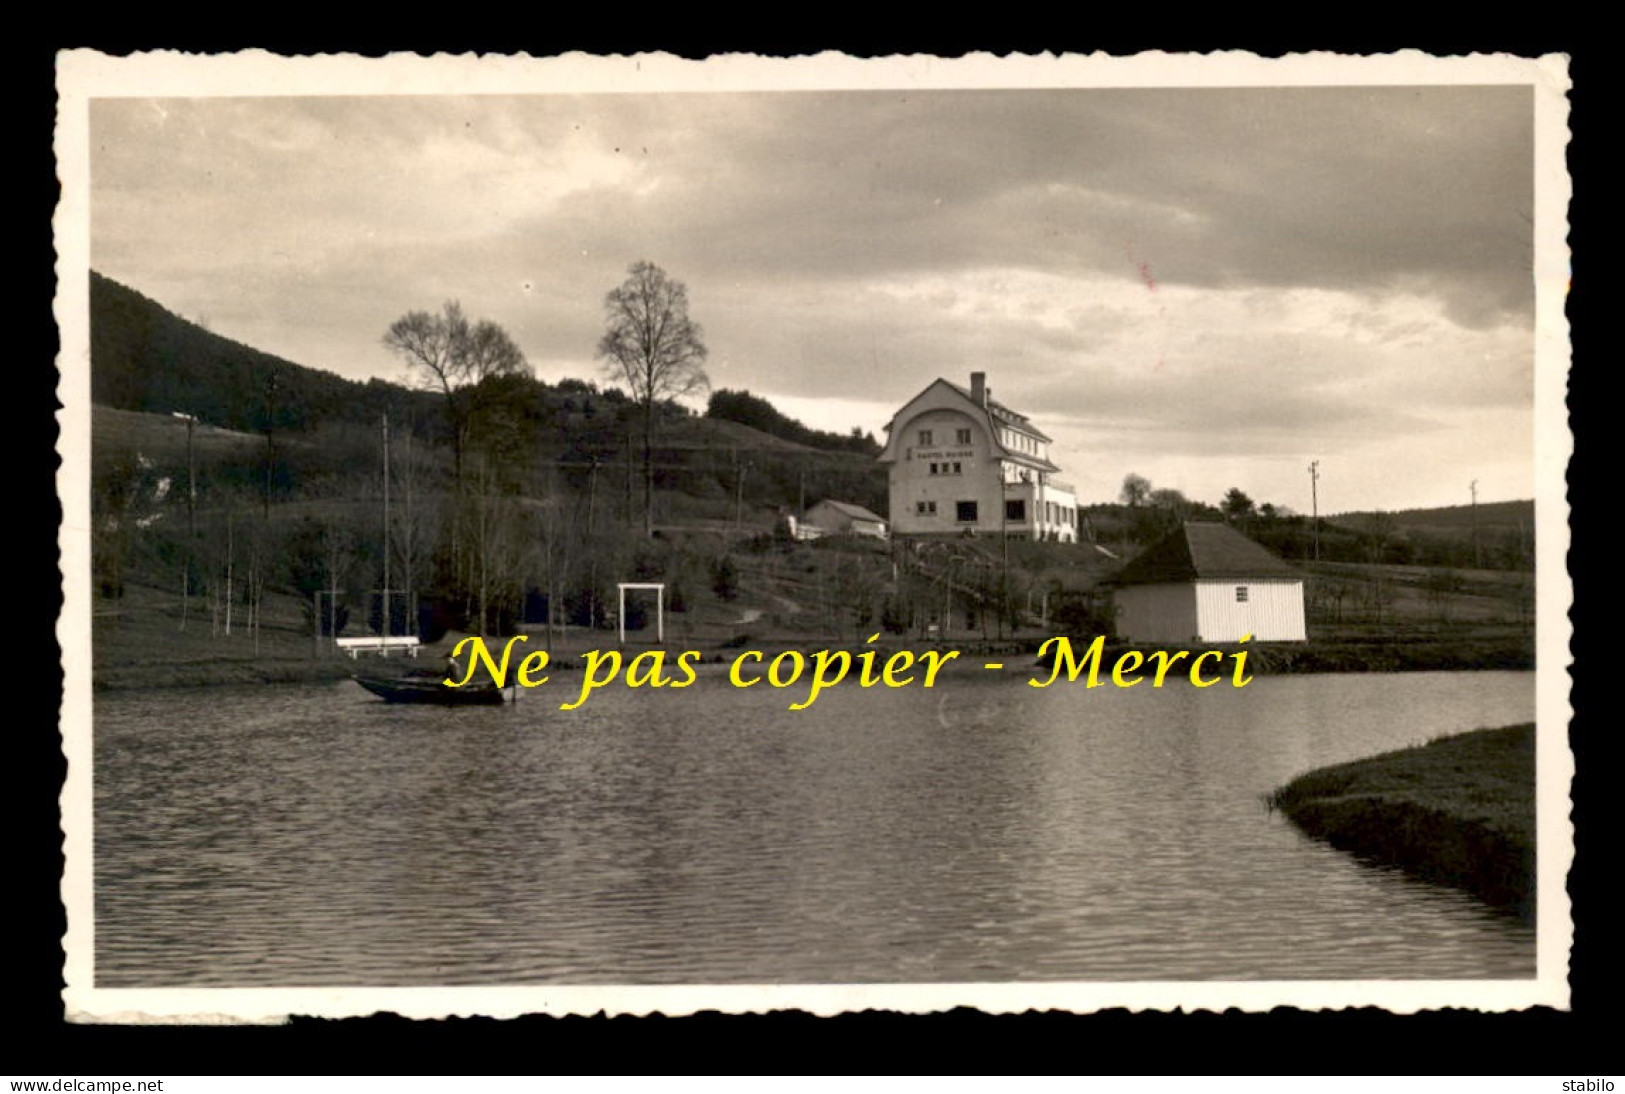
[
  {"left": 1033, "top": 632, "right": 1534, "bottom": 676},
  {"left": 1267, "top": 723, "right": 1535, "bottom": 920},
  {"left": 93, "top": 658, "right": 360, "bottom": 691},
  {"left": 1241, "top": 634, "right": 1533, "bottom": 673}
]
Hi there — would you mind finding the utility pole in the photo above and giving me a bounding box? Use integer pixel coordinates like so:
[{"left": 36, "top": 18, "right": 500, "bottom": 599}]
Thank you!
[
  {"left": 586, "top": 457, "right": 598, "bottom": 534},
  {"left": 1471, "top": 479, "right": 1481, "bottom": 569},
  {"left": 173, "top": 412, "right": 198, "bottom": 630},
  {"left": 263, "top": 371, "right": 278, "bottom": 519},
  {"left": 382, "top": 412, "right": 391, "bottom": 641},
  {"left": 997, "top": 496, "right": 1011, "bottom": 641},
  {"left": 1308, "top": 460, "right": 1320, "bottom": 562},
  {"left": 624, "top": 434, "right": 635, "bottom": 529},
  {"left": 224, "top": 510, "right": 234, "bottom": 637},
  {"left": 403, "top": 421, "right": 416, "bottom": 633}
]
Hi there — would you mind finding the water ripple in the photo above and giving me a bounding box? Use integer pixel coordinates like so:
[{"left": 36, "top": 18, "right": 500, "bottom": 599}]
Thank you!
[{"left": 93, "top": 672, "right": 1536, "bottom": 985}]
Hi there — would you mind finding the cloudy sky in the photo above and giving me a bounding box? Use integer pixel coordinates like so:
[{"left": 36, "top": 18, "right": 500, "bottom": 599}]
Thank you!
[{"left": 87, "top": 66, "right": 1546, "bottom": 513}]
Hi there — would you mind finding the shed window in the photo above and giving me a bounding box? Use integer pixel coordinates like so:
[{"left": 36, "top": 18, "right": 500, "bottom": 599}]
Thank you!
[{"left": 1235, "top": 586, "right": 1249, "bottom": 603}]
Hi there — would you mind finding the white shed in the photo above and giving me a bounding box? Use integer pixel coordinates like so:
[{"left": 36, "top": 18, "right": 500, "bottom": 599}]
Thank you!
[
  {"left": 803, "top": 499, "right": 889, "bottom": 540},
  {"left": 1112, "top": 522, "right": 1307, "bottom": 643}
]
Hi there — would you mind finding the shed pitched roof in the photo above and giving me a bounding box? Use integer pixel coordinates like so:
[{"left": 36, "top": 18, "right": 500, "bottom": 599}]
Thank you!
[
  {"left": 810, "top": 499, "right": 887, "bottom": 524},
  {"left": 1113, "top": 521, "right": 1301, "bottom": 585}
]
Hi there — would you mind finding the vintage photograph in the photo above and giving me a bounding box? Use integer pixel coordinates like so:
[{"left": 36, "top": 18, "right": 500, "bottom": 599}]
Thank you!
[{"left": 56, "top": 51, "right": 1572, "bottom": 1019}]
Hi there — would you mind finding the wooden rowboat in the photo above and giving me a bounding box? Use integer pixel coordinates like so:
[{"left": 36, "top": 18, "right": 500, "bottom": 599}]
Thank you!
[{"left": 352, "top": 669, "right": 513, "bottom": 705}]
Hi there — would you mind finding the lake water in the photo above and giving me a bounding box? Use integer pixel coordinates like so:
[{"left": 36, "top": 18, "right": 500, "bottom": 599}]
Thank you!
[{"left": 91, "top": 669, "right": 1537, "bottom": 986}]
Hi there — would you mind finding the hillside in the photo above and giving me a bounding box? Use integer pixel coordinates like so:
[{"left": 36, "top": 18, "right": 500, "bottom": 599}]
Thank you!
[
  {"left": 89, "top": 271, "right": 888, "bottom": 516},
  {"left": 85, "top": 272, "right": 1531, "bottom": 690},
  {"left": 1333, "top": 500, "right": 1534, "bottom": 535},
  {"left": 90, "top": 270, "right": 447, "bottom": 441},
  {"left": 87, "top": 274, "right": 896, "bottom": 661}
]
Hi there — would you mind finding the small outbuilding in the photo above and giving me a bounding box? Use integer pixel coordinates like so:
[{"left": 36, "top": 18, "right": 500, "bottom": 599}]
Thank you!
[
  {"left": 1111, "top": 521, "right": 1307, "bottom": 643},
  {"left": 801, "top": 499, "right": 890, "bottom": 540}
]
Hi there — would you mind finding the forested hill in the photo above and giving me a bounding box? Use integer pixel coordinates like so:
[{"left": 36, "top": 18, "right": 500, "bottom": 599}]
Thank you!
[
  {"left": 707, "top": 388, "right": 880, "bottom": 456},
  {"left": 1333, "top": 500, "right": 1534, "bottom": 535},
  {"left": 90, "top": 270, "right": 447, "bottom": 440},
  {"left": 88, "top": 272, "right": 887, "bottom": 515}
]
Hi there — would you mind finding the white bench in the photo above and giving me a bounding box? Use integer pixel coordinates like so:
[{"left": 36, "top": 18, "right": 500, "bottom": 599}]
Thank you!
[{"left": 335, "top": 636, "right": 422, "bottom": 659}]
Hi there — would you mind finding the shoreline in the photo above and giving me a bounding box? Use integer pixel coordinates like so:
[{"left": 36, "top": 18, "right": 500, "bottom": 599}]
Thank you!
[
  {"left": 89, "top": 631, "right": 1535, "bottom": 693},
  {"left": 1267, "top": 723, "right": 1535, "bottom": 921}
]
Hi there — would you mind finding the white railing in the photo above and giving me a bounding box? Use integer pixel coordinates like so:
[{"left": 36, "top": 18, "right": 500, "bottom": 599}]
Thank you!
[{"left": 335, "top": 636, "right": 422, "bottom": 659}]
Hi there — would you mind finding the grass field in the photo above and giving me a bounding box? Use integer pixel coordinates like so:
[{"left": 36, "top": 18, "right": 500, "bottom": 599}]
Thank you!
[{"left": 1267, "top": 724, "right": 1536, "bottom": 920}]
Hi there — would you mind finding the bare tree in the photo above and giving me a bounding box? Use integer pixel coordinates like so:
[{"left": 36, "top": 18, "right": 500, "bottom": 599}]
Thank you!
[
  {"left": 596, "top": 261, "right": 710, "bottom": 537},
  {"left": 383, "top": 301, "right": 529, "bottom": 481},
  {"left": 1357, "top": 511, "right": 1399, "bottom": 565}
]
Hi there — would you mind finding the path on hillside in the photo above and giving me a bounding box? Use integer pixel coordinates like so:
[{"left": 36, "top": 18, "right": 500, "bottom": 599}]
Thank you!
[{"left": 733, "top": 589, "right": 806, "bottom": 626}]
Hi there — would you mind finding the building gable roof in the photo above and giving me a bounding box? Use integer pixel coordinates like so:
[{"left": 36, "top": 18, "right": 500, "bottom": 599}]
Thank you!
[
  {"left": 1114, "top": 521, "right": 1301, "bottom": 585},
  {"left": 940, "top": 381, "right": 1052, "bottom": 443},
  {"left": 880, "top": 377, "right": 1058, "bottom": 471}
]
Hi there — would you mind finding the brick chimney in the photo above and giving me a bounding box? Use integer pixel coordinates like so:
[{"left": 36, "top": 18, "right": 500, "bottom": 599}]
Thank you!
[{"left": 970, "top": 371, "right": 988, "bottom": 407}]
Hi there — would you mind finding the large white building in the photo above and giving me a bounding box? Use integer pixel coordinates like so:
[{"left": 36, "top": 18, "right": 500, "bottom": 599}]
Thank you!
[
  {"left": 1112, "top": 521, "right": 1307, "bottom": 643},
  {"left": 879, "top": 372, "right": 1078, "bottom": 541}
]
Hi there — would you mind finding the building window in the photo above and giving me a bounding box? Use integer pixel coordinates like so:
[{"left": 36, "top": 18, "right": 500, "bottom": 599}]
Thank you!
[
  {"left": 952, "top": 462, "right": 962, "bottom": 474},
  {"left": 1235, "top": 586, "right": 1249, "bottom": 603},
  {"left": 918, "top": 429, "right": 933, "bottom": 446},
  {"left": 956, "top": 428, "right": 972, "bottom": 444},
  {"left": 928, "top": 462, "right": 938, "bottom": 475},
  {"left": 956, "top": 501, "right": 978, "bottom": 523},
  {"left": 1005, "top": 499, "right": 1025, "bottom": 521},
  {"left": 916, "top": 501, "right": 937, "bottom": 516}
]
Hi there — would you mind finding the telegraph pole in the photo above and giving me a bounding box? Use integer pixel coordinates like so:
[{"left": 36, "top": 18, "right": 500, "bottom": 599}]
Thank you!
[
  {"left": 1471, "top": 479, "right": 1481, "bottom": 569},
  {"left": 999, "top": 512, "right": 1009, "bottom": 641},
  {"left": 263, "top": 371, "right": 278, "bottom": 519},
  {"left": 173, "top": 412, "right": 198, "bottom": 630},
  {"left": 624, "top": 434, "right": 635, "bottom": 529},
  {"left": 1308, "top": 460, "right": 1321, "bottom": 562},
  {"left": 382, "top": 412, "right": 391, "bottom": 641},
  {"left": 586, "top": 457, "right": 598, "bottom": 534}
]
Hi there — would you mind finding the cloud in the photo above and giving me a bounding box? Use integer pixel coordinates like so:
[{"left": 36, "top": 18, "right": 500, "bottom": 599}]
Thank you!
[{"left": 86, "top": 81, "right": 1542, "bottom": 513}]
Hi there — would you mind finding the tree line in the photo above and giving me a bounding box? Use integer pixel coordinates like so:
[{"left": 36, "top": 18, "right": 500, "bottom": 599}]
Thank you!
[
  {"left": 1112, "top": 472, "right": 1533, "bottom": 572},
  {"left": 706, "top": 389, "right": 881, "bottom": 456},
  {"left": 90, "top": 262, "right": 896, "bottom": 643}
]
